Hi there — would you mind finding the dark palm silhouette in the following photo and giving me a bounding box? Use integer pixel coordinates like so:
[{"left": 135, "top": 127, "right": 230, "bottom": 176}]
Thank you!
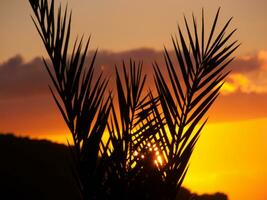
[
  {"left": 29, "top": 0, "right": 111, "bottom": 199},
  {"left": 152, "top": 8, "right": 239, "bottom": 200},
  {"left": 29, "top": 0, "right": 238, "bottom": 199}
]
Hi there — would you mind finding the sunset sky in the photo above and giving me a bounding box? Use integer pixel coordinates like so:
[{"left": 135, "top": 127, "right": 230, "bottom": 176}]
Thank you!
[{"left": 0, "top": 0, "right": 267, "bottom": 200}]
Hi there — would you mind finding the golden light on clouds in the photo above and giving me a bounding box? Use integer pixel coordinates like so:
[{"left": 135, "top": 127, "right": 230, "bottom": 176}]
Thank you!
[
  {"left": 221, "top": 73, "right": 253, "bottom": 95},
  {"left": 223, "top": 72, "right": 267, "bottom": 94},
  {"left": 220, "top": 82, "right": 238, "bottom": 95},
  {"left": 221, "top": 50, "right": 267, "bottom": 95}
]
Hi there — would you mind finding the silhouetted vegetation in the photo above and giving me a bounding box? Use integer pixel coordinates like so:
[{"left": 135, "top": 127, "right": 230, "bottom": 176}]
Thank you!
[
  {"left": 28, "top": 0, "right": 238, "bottom": 199},
  {"left": 0, "top": 134, "right": 228, "bottom": 200}
]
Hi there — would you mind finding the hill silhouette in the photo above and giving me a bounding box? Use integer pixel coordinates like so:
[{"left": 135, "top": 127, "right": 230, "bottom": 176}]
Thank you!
[{"left": 0, "top": 134, "right": 228, "bottom": 200}]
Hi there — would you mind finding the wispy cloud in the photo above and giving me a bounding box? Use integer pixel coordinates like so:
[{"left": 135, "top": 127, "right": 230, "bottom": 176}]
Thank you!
[
  {"left": 0, "top": 48, "right": 164, "bottom": 99},
  {"left": 221, "top": 50, "right": 267, "bottom": 95}
]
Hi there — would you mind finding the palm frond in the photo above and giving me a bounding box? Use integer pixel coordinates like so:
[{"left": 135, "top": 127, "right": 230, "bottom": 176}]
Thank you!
[
  {"left": 154, "top": 8, "right": 239, "bottom": 199},
  {"left": 104, "top": 60, "right": 166, "bottom": 199},
  {"left": 29, "top": 0, "right": 111, "bottom": 198}
]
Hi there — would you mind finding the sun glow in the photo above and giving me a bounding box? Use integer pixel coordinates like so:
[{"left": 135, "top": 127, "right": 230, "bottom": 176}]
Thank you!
[
  {"left": 182, "top": 118, "right": 267, "bottom": 200},
  {"left": 132, "top": 142, "right": 164, "bottom": 167}
]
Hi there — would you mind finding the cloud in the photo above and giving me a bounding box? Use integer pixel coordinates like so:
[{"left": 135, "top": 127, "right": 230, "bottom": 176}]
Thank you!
[
  {"left": 0, "top": 48, "right": 165, "bottom": 99},
  {"left": 223, "top": 72, "right": 267, "bottom": 94},
  {"left": 1, "top": 49, "right": 267, "bottom": 99},
  {"left": 1, "top": 49, "right": 267, "bottom": 135},
  {"left": 0, "top": 55, "right": 48, "bottom": 99},
  {"left": 221, "top": 50, "right": 267, "bottom": 95},
  {"left": 230, "top": 53, "right": 262, "bottom": 73}
]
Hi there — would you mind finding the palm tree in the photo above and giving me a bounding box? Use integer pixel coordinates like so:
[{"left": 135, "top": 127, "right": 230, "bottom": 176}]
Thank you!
[{"left": 29, "top": 0, "right": 238, "bottom": 199}]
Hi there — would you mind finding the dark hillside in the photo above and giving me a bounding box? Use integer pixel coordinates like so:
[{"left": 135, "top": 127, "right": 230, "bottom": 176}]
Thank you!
[
  {"left": 0, "top": 134, "right": 79, "bottom": 200},
  {"left": 0, "top": 134, "right": 227, "bottom": 200}
]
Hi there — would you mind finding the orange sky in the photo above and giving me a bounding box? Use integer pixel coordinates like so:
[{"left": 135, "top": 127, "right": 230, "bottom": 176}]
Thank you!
[
  {"left": 1, "top": 1, "right": 267, "bottom": 200},
  {"left": 0, "top": 0, "right": 267, "bottom": 62}
]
